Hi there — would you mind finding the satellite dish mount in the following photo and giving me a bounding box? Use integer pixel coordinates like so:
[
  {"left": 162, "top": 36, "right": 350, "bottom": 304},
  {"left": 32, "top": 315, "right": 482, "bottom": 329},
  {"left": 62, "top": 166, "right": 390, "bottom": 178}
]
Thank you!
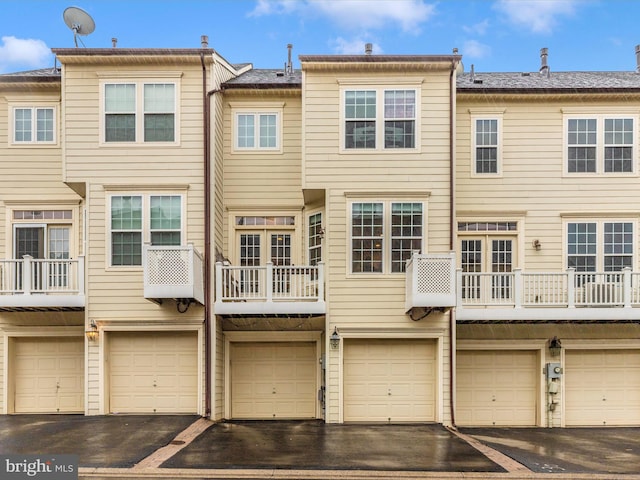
[{"left": 63, "top": 6, "right": 96, "bottom": 47}]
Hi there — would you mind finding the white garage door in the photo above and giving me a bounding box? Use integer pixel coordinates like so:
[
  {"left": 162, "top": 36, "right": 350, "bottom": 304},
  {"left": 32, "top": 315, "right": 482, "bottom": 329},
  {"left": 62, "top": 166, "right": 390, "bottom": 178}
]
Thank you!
[
  {"left": 109, "top": 331, "right": 198, "bottom": 414},
  {"left": 231, "top": 342, "right": 317, "bottom": 419},
  {"left": 457, "top": 350, "right": 538, "bottom": 426},
  {"left": 344, "top": 339, "right": 436, "bottom": 422},
  {"left": 13, "top": 337, "right": 84, "bottom": 413},
  {"left": 565, "top": 349, "right": 640, "bottom": 426}
]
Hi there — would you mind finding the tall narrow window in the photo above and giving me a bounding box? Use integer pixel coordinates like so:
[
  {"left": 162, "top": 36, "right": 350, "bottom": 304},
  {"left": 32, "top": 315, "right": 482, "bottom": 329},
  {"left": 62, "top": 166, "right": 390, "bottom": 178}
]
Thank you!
[
  {"left": 105, "top": 84, "right": 136, "bottom": 142},
  {"left": 384, "top": 90, "right": 415, "bottom": 148},
  {"left": 351, "top": 203, "right": 383, "bottom": 272},
  {"left": 259, "top": 114, "right": 277, "bottom": 148},
  {"left": 391, "top": 202, "right": 422, "bottom": 272},
  {"left": 604, "top": 222, "right": 633, "bottom": 270},
  {"left": 308, "top": 213, "right": 322, "bottom": 266},
  {"left": 567, "top": 222, "right": 597, "bottom": 271},
  {"left": 144, "top": 84, "right": 175, "bottom": 142},
  {"left": 475, "top": 119, "right": 498, "bottom": 173},
  {"left": 604, "top": 119, "right": 633, "bottom": 173},
  {"left": 150, "top": 195, "right": 181, "bottom": 245},
  {"left": 14, "top": 108, "right": 32, "bottom": 142},
  {"left": 111, "top": 196, "right": 143, "bottom": 266},
  {"left": 345, "top": 90, "right": 376, "bottom": 149}
]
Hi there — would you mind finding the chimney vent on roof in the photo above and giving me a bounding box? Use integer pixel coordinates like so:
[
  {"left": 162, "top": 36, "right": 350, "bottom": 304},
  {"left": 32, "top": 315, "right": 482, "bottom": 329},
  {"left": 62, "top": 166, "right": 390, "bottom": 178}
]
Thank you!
[
  {"left": 636, "top": 44, "right": 640, "bottom": 73},
  {"left": 539, "top": 47, "right": 550, "bottom": 77},
  {"left": 201, "top": 35, "right": 209, "bottom": 48},
  {"left": 111, "top": 38, "right": 117, "bottom": 48},
  {"left": 470, "top": 64, "right": 475, "bottom": 82},
  {"left": 286, "top": 43, "right": 293, "bottom": 75},
  {"left": 365, "top": 43, "right": 373, "bottom": 55}
]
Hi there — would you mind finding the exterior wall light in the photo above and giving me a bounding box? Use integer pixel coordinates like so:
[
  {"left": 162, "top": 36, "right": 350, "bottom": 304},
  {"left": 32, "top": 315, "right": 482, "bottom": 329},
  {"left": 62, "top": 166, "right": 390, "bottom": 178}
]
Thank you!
[
  {"left": 532, "top": 239, "right": 542, "bottom": 251},
  {"left": 85, "top": 321, "right": 99, "bottom": 342},
  {"left": 330, "top": 327, "right": 340, "bottom": 350},
  {"left": 549, "top": 336, "right": 562, "bottom": 357}
]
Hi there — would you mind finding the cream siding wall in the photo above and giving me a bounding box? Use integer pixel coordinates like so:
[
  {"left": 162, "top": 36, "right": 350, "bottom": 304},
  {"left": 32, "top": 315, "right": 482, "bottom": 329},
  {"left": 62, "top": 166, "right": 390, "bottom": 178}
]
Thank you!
[{"left": 456, "top": 97, "right": 640, "bottom": 272}]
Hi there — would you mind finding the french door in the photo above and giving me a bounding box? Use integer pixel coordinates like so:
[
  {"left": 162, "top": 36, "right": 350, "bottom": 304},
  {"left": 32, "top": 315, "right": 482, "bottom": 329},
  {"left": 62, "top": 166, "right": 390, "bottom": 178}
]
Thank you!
[
  {"left": 460, "top": 236, "right": 516, "bottom": 301},
  {"left": 14, "top": 225, "right": 70, "bottom": 291},
  {"left": 238, "top": 232, "right": 292, "bottom": 295}
]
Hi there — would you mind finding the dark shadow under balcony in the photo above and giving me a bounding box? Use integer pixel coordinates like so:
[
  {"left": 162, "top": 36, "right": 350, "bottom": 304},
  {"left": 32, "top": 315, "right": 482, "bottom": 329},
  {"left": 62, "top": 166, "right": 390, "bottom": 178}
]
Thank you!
[
  {"left": 214, "top": 262, "right": 325, "bottom": 316},
  {"left": 0, "top": 256, "right": 85, "bottom": 312}
]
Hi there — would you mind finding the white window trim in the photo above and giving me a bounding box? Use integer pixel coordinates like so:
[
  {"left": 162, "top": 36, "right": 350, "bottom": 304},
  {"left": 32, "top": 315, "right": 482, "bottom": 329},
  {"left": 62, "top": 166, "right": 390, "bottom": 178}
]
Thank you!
[
  {"left": 10, "top": 105, "right": 58, "bottom": 146},
  {"left": 99, "top": 78, "right": 181, "bottom": 146},
  {"left": 470, "top": 115, "right": 503, "bottom": 177},
  {"left": 339, "top": 86, "right": 421, "bottom": 153},
  {"left": 563, "top": 113, "right": 638, "bottom": 176},
  {"left": 106, "top": 192, "right": 186, "bottom": 269},
  {"left": 563, "top": 217, "right": 636, "bottom": 271},
  {"left": 231, "top": 105, "right": 284, "bottom": 153},
  {"left": 348, "top": 199, "right": 426, "bottom": 275}
]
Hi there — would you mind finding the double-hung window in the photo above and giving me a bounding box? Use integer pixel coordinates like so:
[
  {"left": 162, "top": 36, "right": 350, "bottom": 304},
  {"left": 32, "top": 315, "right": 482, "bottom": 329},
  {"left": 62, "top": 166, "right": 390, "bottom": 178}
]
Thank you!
[
  {"left": 474, "top": 119, "right": 499, "bottom": 174},
  {"left": 110, "top": 194, "right": 183, "bottom": 266},
  {"left": 344, "top": 88, "right": 417, "bottom": 150},
  {"left": 104, "top": 82, "right": 177, "bottom": 143},
  {"left": 566, "top": 115, "right": 636, "bottom": 174},
  {"left": 567, "top": 221, "right": 633, "bottom": 272},
  {"left": 12, "top": 107, "right": 55, "bottom": 144},
  {"left": 350, "top": 201, "right": 423, "bottom": 274}
]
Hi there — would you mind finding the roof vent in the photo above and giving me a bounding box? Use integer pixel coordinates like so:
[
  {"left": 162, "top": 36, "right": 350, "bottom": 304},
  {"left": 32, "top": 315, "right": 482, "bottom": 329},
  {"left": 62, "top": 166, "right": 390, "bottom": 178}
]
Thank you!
[
  {"left": 636, "top": 44, "right": 640, "bottom": 73},
  {"left": 473, "top": 79, "right": 483, "bottom": 84},
  {"left": 111, "top": 37, "right": 117, "bottom": 48},
  {"left": 286, "top": 43, "right": 293, "bottom": 75},
  {"left": 539, "top": 47, "right": 550, "bottom": 77},
  {"left": 201, "top": 35, "right": 209, "bottom": 49},
  {"left": 521, "top": 72, "right": 530, "bottom": 76},
  {"left": 365, "top": 43, "right": 373, "bottom": 55}
]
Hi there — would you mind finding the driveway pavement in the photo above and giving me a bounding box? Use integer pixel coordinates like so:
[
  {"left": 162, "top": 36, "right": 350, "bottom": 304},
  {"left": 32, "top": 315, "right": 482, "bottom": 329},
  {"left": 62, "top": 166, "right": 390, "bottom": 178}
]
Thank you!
[{"left": 2, "top": 416, "right": 640, "bottom": 479}]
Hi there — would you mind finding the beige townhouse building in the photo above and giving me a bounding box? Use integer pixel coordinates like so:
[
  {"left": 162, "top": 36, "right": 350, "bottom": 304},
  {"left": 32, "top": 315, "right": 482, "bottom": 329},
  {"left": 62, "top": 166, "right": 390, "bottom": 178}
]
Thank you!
[{"left": 2, "top": 39, "right": 640, "bottom": 428}]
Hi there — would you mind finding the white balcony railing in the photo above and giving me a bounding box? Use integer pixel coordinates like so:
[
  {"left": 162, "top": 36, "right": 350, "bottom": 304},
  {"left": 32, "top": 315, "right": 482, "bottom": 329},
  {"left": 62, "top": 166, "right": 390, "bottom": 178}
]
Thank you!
[
  {"left": 143, "top": 244, "right": 204, "bottom": 305},
  {"left": 405, "top": 253, "right": 457, "bottom": 312},
  {"left": 456, "top": 268, "right": 640, "bottom": 321},
  {"left": 214, "top": 262, "right": 325, "bottom": 315},
  {"left": 0, "top": 255, "right": 85, "bottom": 310}
]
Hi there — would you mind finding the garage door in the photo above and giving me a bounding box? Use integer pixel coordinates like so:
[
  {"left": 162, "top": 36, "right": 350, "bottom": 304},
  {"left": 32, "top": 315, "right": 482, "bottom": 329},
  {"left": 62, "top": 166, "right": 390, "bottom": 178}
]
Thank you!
[
  {"left": 13, "top": 337, "right": 84, "bottom": 413},
  {"left": 231, "top": 342, "right": 317, "bottom": 419},
  {"left": 565, "top": 349, "right": 640, "bottom": 426},
  {"left": 457, "top": 350, "right": 537, "bottom": 426},
  {"left": 109, "top": 331, "right": 198, "bottom": 414},
  {"left": 344, "top": 339, "right": 436, "bottom": 422}
]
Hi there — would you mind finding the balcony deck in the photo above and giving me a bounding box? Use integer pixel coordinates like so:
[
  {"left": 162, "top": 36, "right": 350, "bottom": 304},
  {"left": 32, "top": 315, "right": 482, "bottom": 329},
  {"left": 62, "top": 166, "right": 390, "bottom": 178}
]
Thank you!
[
  {"left": 143, "top": 244, "right": 205, "bottom": 305},
  {"left": 0, "top": 256, "right": 85, "bottom": 312},
  {"left": 455, "top": 268, "right": 640, "bottom": 322},
  {"left": 214, "top": 262, "right": 325, "bottom": 316}
]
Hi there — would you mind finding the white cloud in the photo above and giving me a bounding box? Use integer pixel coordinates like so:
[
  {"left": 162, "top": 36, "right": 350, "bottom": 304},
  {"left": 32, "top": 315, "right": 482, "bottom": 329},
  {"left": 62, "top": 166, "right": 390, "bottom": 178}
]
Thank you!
[
  {"left": 249, "top": 0, "right": 436, "bottom": 34},
  {"left": 463, "top": 19, "right": 490, "bottom": 36},
  {"left": 462, "top": 40, "right": 491, "bottom": 59},
  {"left": 0, "top": 36, "right": 50, "bottom": 69},
  {"left": 493, "top": 0, "right": 579, "bottom": 34},
  {"left": 330, "top": 37, "right": 383, "bottom": 55}
]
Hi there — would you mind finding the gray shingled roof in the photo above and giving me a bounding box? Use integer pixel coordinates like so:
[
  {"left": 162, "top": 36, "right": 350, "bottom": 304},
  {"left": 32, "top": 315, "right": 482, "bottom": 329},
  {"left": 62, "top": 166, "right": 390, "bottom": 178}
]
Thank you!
[
  {"left": 223, "top": 69, "right": 302, "bottom": 89},
  {"left": 457, "top": 71, "right": 640, "bottom": 91},
  {"left": 0, "top": 67, "right": 61, "bottom": 78}
]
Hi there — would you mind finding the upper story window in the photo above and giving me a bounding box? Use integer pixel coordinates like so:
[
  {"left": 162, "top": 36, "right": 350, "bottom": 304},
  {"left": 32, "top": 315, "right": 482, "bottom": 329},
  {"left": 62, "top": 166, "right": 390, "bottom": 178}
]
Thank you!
[
  {"left": 12, "top": 107, "right": 55, "bottom": 144},
  {"left": 350, "top": 201, "right": 423, "bottom": 274},
  {"left": 474, "top": 119, "right": 499, "bottom": 174},
  {"left": 566, "top": 116, "right": 635, "bottom": 174},
  {"left": 236, "top": 113, "right": 279, "bottom": 149},
  {"left": 567, "top": 220, "right": 633, "bottom": 272},
  {"left": 104, "top": 82, "right": 176, "bottom": 143},
  {"left": 308, "top": 212, "right": 323, "bottom": 266},
  {"left": 344, "top": 88, "right": 417, "bottom": 151},
  {"left": 110, "top": 194, "right": 183, "bottom": 266}
]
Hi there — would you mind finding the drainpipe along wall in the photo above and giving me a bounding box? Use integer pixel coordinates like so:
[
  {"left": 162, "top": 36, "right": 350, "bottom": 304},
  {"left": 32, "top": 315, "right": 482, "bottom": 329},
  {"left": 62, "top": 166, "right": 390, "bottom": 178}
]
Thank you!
[{"left": 449, "top": 57, "right": 459, "bottom": 427}]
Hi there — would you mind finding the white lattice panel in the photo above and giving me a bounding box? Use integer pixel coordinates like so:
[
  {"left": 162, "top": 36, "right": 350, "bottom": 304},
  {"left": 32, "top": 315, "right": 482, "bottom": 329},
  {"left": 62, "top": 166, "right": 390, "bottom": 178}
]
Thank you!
[{"left": 416, "top": 257, "right": 454, "bottom": 294}]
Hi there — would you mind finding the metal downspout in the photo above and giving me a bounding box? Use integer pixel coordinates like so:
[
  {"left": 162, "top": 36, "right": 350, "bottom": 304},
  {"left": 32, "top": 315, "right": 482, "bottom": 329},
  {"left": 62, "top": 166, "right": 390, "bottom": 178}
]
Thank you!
[
  {"left": 449, "top": 58, "right": 458, "bottom": 427},
  {"left": 200, "top": 52, "right": 211, "bottom": 417}
]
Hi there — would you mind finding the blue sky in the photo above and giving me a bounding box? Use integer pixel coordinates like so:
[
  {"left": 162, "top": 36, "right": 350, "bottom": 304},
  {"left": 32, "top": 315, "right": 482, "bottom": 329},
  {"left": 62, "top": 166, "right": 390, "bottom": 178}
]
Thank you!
[{"left": 0, "top": 0, "right": 639, "bottom": 74}]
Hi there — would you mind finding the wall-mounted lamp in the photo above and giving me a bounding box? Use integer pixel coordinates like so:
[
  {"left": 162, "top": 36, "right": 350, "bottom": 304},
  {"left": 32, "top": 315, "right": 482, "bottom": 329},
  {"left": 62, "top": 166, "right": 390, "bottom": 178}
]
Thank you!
[
  {"left": 548, "top": 336, "right": 562, "bottom": 357},
  {"left": 532, "top": 239, "right": 542, "bottom": 251},
  {"left": 85, "top": 321, "right": 99, "bottom": 342},
  {"left": 318, "top": 227, "right": 325, "bottom": 239},
  {"left": 330, "top": 327, "right": 340, "bottom": 350}
]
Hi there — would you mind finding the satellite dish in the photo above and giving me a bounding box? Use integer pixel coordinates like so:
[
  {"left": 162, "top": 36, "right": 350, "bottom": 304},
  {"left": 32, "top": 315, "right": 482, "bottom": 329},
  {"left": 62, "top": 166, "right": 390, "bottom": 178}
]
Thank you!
[{"left": 63, "top": 6, "right": 95, "bottom": 47}]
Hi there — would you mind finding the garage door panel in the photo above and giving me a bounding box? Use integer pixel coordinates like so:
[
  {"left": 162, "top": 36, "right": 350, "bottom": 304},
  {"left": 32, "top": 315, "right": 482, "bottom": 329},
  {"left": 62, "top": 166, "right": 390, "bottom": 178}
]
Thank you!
[
  {"left": 344, "top": 339, "right": 436, "bottom": 423},
  {"left": 109, "top": 332, "right": 197, "bottom": 414},
  {"left": 457, "top": 350, "right": 537, "bottom": 426},
  {"left": 231, "top": 342, "right": 317, "bottom": 419}
]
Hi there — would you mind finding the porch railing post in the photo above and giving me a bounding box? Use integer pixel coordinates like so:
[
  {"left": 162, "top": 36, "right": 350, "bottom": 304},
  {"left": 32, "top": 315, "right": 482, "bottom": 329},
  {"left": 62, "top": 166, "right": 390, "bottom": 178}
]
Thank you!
[
  {"left": 513, "top": 268, "right": 522, "bottom": 308},
  {"left": 317, "top": 262, "right": 325, "bottom": 302},
  {"left": 266, "top": 262, "right": 273, "bottom": 302},
  {"left": 567, "top": 268, "right": 575, "bottom": 308},
  {"left": 215, "top": 262, "right": 223, "bottom": 302},
  {"left": 22, "top": 255, "right": 32, "bottom": 295},
  {"left": 624, "top": 267, "right": 632, "bottom": 308}
]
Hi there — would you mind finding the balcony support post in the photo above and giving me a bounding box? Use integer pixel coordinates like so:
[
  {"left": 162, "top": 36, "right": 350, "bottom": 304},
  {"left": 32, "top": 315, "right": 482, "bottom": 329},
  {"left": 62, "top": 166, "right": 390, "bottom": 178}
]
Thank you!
[
  {"left": 624, "top": 267, "right": 632, "bottom": 308},
  {"left": 77, "top": 256, "right": 85, "bottom": 295},
  {"left": 567, "top": 268, "right": 576, "bottom": 308},
  {"left": 513, "top": 268, "right": 522, "bottom": 308},
  {"left": 215, "top": 262, "right": 223, "bottom": 303},
  {"left": 22, "top": 255, "right": 32, "bottom": 296},
  {"left": 317, "top": 262, "right": 325, "bottom": 302},
  {"left": 456, "top": 268, "right": 463, "bottom": 307}
]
